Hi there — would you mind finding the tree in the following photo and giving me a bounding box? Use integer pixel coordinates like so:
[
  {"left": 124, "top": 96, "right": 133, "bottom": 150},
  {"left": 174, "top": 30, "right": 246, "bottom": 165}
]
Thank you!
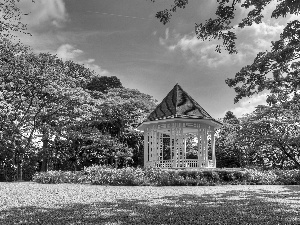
[
  {"left": 86, "top": 76, "right": 123, "bottom": 93},
  {"left": 151, "top": 0, "right": 300, "bottom": 54},
  {"left": 226, "top": 20, "right": 300, "bottom": 103},
  {"left": 215, "top": 111, "right": 243, "bottom": 168},
  {"left": 223, "top": 111, "right": 239, "bottom": 124},
  {"left": 96, "top": 88, "right": 157, "bottom": 136},
  {"left": 92, "top": 88, "right": 157, "bottom": 167},
  {"left": 236, "top": 102, "right": 300, "bottom": 169},
  {"left": 0, "top": 40, "right": 103, "bottom": 177},
  {"left": 224, "top": 19, "right": 300, "bottom": 168}
]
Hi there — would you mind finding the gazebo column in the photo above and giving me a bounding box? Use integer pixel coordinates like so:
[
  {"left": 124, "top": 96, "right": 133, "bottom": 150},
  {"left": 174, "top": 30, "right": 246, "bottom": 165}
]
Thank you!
[
  {"left": 149, "top": 129, "right": 153, "bottom": 166},
  {"left": 178, "top": 123, "right": 184, "bottom": 167},
  {"left": 172, "top": 123, "right": 178, "bottom": 168},
  {"left": 197, "top": 129, "right": 202, "bottom": 168},
  {"left": 211, "top": 129, "right": 216, "bottom": 168},
  {"left": 201, "top": 128, "right": 208, "bottom": 167},
  {"left": 206, "top": 128, "right": 209, "bottom": 167},
  {"left": 183, "top": 135, "right": 187, "bottom": 161},
  {"left": 152, "top": 129, "right": 157, "bottom": 167},
  {"left": 144, "top": 128, "right": 149, "bottom": 167},
  {"left": 158, "top": 132, "right": 163, "bottom": 162}
]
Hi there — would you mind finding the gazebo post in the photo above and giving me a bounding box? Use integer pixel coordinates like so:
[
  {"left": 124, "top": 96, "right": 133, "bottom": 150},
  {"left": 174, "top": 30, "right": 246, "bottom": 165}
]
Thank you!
[
  {"left": 153, "top": 129, "right": 157, "bottom": 167},
  {"left": 201, "top": 129, "right": 206, "bottom": 167},
  {"left": 197, "top": 129, "right": 202, "bottom": 168},
  {"left": 144, "top": 128, "right": 148, "bottom": 167},
  {"left": 149, "top": 129, "right": 153, "bottom": 166},
  {"left": 211, "top": 130, "right": 216, "bottom": 167},
  {"left": 205, "top": 128, "right": 209, "bottom": 167}
]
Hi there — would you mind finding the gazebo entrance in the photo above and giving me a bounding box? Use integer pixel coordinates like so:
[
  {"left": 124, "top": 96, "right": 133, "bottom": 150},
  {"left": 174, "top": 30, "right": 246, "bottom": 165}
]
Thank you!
[{"left": 137, "top": 84, "right": 222, "bottom": 169}]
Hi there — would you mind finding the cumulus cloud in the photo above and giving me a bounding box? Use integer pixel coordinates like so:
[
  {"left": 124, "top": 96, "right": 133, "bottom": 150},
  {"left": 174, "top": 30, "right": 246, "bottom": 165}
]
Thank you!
[
  {"left": 56, "top": 44, "right": 83, "bottom": 60},
  {"left": 236, "top": 22, "right": 284, "bottom": 54},
  {"left": 19, "top": 0, "right": 67, "bottom": 28},
  {"left": 56, "top": 44, "right": 110, "bottom": 76},
  {"left": 159, "top": 29, "right": 246, "bottom": 67},
  {"left": 226, "top": 94, "right": 268, "bottom": 118},
  {"left": 159, "top": 6, "right": 295, "bottom": 68}
]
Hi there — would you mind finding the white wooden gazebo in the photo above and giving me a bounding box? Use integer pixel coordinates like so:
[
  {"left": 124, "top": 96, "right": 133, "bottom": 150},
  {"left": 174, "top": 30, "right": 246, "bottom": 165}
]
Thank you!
[{"left": 137, "top": 84, "right": 222, "bottom": 169}]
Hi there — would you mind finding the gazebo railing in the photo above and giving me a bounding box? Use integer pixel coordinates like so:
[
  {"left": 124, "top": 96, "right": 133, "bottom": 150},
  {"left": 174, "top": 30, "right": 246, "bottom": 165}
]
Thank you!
[{"left": 151, "top": 159, "right": 215, "bottom": 168}]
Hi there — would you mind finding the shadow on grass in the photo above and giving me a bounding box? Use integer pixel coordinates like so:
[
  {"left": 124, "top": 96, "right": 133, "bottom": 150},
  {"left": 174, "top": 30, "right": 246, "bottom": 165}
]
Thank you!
[{"left": 1, "top": 186, "right": 300, "bottom": 224}]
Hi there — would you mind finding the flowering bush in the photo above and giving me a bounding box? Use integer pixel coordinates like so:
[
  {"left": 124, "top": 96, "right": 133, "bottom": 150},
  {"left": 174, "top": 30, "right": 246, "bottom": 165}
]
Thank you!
[
  {"left": 245, "top": 169, "right": 278, "bottom": 185},
  {"left": 85, "top": 165, "right": 146, "bottom": 185},
  {"left": 32, "top": 167, "right": 300, "bottom": 186},
  {"left": 32, "top": 171, "right": 89, "bottom": 184},
  {"left": 274, "top": 169, "right": 300, "bottom": 185}
]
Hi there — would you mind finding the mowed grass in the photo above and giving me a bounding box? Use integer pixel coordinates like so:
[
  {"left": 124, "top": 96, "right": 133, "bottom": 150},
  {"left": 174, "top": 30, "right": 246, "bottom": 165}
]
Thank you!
[{"left": 1, "top": 183, "right": 300, "bottom": 225}]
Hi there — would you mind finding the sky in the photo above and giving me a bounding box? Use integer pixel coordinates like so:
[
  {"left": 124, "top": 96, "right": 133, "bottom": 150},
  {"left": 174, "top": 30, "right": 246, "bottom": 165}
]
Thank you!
[{"left": 15, "top": 0, "right": 299, "bottom": 119}]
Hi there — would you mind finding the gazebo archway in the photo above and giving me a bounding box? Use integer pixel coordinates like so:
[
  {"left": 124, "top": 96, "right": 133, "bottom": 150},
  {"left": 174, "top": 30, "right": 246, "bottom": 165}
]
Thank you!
[{"left": 137, "top": 84, "right": 222, "bottom": 169}]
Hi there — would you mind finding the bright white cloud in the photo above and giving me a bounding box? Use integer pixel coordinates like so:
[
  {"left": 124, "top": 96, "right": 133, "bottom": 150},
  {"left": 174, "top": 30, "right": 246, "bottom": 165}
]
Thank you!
[
  {"left": 236, "top": 22, "right": 284, "bottom": 54},
  {"left": 19, "top": 0, "right": 67, "bottom": 28},
  {"left": 226, "top": 94, "right": 268, "bottom": 118},
  {"left": 159, "top": 6, "right": 296, "bottom": 68},
  {"left": 56, "top": 44, "right": 83, "bottom": 60},
  {"left": 56, "top": 44, "right": 110, "bottom": 76},
  {"left": 159, "top": 30, "right": 246, "bottom": 67}
]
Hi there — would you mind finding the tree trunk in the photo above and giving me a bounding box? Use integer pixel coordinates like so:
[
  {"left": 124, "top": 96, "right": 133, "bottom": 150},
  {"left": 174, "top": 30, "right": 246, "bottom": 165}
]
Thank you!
[
  {"left": 41, "top": 128, "right": 49, "bottom": 172},
  {"left": 278, "top": 142, "right": 300, "bottom": 169}
]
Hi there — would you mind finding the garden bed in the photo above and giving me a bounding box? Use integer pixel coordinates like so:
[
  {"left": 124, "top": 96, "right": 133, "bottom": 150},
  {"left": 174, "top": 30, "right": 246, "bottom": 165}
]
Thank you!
[{"left": 32, "top": 166, "right": 300, "bottom": 186}]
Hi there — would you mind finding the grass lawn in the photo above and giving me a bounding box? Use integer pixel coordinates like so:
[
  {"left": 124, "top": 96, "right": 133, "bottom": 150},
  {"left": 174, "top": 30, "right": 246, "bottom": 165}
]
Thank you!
[{"left": 1, "top": 183, "right": 300, "bottom": 224}]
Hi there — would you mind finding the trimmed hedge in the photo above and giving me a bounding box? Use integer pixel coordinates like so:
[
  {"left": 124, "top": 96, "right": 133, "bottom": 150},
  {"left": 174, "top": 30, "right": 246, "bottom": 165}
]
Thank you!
[{"left": 32, "top": 166, "right": 300, "bottom": 186}]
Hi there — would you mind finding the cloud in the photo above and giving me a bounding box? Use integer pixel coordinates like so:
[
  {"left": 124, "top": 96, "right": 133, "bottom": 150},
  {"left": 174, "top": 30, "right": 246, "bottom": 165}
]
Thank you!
[
  {"left": 226, "top": 94, "right": 268, "bottom": 118},
  {"left": 56, "top": 44, "right": 83, "bottom": 60},
  {"left": 56, "top": 44, "right": 110, "bottom": 76},
  {"left": 236, "top": 22, "right": 284, "bottom": 54},
  {"left": 158, "top": 4, "right": 295, "bottom": 68},
  {"left": 159, "top": 29, "right": 246, "bottom": 67},
  {"left": 19, "top": 0, "right": 67, "bottom": 28}
]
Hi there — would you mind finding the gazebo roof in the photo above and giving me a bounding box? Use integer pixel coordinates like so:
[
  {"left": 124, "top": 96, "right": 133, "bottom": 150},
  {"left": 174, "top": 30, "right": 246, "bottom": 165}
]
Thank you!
[
  {"left": 137, "top": 83, "right": 222, "bottom": 130},
  {"left": 137, "top": 84, "right": 222, "bottom": 130},
  {"left": 148, "top": 84, "right": 219, "bottom": 120}
]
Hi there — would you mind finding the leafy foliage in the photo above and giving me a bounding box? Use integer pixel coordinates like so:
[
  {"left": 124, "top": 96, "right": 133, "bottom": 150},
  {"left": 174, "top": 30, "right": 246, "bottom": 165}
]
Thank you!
[
  {"left": 32, "top": 166, "right": 300, "bottom": 185},
  {"left": 215, "top": 111, "right": 243, "bottom": 168},
  {"left": 236, "top": 104, "right": 300, "bottom": 169},
  {"left": 0, "top": 38, "right": 156, "bottom": 180},
  {"left": 226, "top": 20, "right": 300, "bottom": 103},
  {"left": 86, "top": 76, "right": 123, "bottom": 93}
]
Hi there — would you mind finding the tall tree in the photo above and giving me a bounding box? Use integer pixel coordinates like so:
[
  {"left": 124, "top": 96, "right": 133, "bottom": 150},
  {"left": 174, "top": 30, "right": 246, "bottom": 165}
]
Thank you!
[
  {"left": 215, "top": 111, "right": 242, "bottom": 168},
  {"left": 0, "top": 40, "right": 102, "bottom": 176},
  {"left": 236, "top": 101, "right": 300, "bottom": 169}
]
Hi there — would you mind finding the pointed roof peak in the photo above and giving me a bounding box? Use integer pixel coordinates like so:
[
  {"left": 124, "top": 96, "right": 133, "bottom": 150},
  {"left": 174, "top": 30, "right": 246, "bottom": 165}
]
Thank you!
[{"left": 147, "top": 83, "right": 214, "bottom": 121}]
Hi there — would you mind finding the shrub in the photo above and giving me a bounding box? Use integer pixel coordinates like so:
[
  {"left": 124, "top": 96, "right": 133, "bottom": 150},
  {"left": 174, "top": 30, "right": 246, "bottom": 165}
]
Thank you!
[
  {"left": 244, "top": 169, "right": 278, "bottom": 185},
  {"left": 32, "top": 167, "right": 300, "bottom": 186},
  {"left": 32, "top": 171, "right": 89, "bottom": 184},
  {"left": 274, "top": 169, "right": 300, "bottom": 185}
]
